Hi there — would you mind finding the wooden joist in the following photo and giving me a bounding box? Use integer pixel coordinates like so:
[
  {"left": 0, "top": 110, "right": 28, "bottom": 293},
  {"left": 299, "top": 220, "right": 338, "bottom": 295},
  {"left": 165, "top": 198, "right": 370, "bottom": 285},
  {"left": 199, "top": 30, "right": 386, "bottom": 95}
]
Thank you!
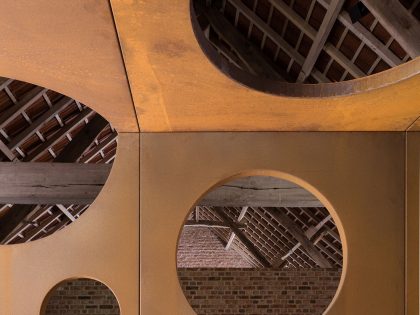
[
  {"left": 361, "top": 0, "right": 420, "bottom": 58},
  {"left": 213, "top": 206, "right": 271, "bottom": 267},
  {"left": 198, "top": 176, "right": 323, "bottom": 208},
  {"left": 0, "top": 162, "right": 111, "bottom": 204},
  {"left": 200, "top": 3, "right": 285, "bottom": 80},
  {"left": 228, "top": 0, "right": 329, "bottom": 83},
  {"left": 184, "top": 220, "right": 245, "bottom": 229},
  {"left": 54, "top": 114, "right": 108, "bottom": 163},
  {"left": 297, "top": 0, "right": 346, "bottom": 82},
  {"left": 265, "top": 207, "right": 332, "bottom": 268}
]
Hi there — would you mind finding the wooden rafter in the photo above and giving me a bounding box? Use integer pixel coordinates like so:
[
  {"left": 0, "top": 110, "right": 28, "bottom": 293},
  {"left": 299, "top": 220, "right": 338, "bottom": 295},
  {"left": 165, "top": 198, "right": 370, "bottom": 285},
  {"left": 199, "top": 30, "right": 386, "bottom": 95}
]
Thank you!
[
  {"left": 212, "top": 206, "right": 271, "bottom": 267},
  {"left": 199, "top": 2, "right": 285, "bottom": 80},
  {"left": 264, "top": 207, "right": 332, "bottom": 268},
  {"left": 297, "top": 0, "right": 346, "bottom": 82},
  {"left": 227, "top": 0, "right": 329, "bottom": 82},
  {"left": 361, "top": 0, "right": 420, "bottom": 58},
  {"left": 54, "top": 114, "right": 108, "bottom": 163}
]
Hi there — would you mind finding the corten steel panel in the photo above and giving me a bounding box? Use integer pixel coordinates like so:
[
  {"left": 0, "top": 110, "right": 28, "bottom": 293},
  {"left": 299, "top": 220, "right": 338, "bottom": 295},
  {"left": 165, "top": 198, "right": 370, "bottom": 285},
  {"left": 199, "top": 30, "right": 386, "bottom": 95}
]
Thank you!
[
  {"left": 0, "top": 0, "right": 138, "bottom": 132},
  {"left": 111, "top": 0, "right": 420, "bottom": 132},
  {"left": 140, "top": 132, "right": 405, "bottom": 315},
  {"left": 406, "top": 132, "right": 420, "bottom": 315},
  {"left": 0, "top": 134, "right": 139, "bottom": 315}
]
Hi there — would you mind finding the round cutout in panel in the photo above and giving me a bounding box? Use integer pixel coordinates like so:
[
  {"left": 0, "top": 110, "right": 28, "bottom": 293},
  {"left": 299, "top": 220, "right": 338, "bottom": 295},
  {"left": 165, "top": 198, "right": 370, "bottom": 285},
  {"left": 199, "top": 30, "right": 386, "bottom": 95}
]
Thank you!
[
  {"left": 190, "top": 0, "right": 420, "bottom": 97},
  {"left": 41, "top": 278, "right": 120, "bottom": 315},
  {"left": 0, "top": 77, "right": 118, "bottom": 245},
  {"left": 177, "top": 175, "right": 343, "bottom": 315}
]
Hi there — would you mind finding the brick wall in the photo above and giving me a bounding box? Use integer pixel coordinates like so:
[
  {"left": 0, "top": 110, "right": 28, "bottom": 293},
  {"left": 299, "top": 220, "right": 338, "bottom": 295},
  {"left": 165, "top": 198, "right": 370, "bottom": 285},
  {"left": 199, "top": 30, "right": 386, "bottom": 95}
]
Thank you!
[
  {"left": 177, "top": 227, "right": 253, "bottom": 268},
  {"left": 44, "top": 278, "right": 120, "bottom": 315},
  {"left": 178, "top": 268, "right": 341, "bottom": 315}
]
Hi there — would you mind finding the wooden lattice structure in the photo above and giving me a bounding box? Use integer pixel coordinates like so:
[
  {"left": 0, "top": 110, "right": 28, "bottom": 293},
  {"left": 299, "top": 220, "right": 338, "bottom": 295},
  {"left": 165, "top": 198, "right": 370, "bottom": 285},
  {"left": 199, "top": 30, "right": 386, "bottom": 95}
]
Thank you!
[
  {"left": 193, "top": 0, "right": 419, "bottom": 83},
  {"left": 184, "top": 205, "right": 342, "bottom": 269},
  {"left": 0, "top": 78, "right": 118, "bottom": 245}
]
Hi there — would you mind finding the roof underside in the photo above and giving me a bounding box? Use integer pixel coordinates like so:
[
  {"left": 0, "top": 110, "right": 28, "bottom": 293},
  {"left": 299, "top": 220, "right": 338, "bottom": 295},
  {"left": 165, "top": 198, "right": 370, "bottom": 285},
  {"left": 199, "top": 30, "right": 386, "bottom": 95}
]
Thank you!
[
  {"left": 178, "top": 205, "right": 343, "bottom": 269},
  {"left": 0, "top": 78, "right": 117, "bottom": 244},
  {"left": 194, "top": 0, "right": 419, "bottom": 83}
]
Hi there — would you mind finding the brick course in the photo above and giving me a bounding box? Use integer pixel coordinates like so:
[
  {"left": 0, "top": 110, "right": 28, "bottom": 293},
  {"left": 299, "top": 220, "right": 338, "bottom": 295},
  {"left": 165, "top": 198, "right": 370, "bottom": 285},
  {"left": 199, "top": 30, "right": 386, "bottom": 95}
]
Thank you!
[
  {"left": 44, "top": 279, "right": 120, "bottom": 315},
  {"left": 178, "top": 268, "right": 341, "bottom": 315}
]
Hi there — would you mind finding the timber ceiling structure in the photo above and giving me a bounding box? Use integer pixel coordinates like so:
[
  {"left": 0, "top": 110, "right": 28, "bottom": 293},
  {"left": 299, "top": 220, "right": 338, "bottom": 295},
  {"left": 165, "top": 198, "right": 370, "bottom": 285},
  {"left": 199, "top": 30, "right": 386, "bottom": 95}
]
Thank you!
[
  {"left": 0, "top": 78, "right": 117, "bottom": 245},
  {"left": 193, "top": 0, "right": 420, "bottom": 84},
  {"left": 178, "top": 177, "right": 343, "bottom": 269}
]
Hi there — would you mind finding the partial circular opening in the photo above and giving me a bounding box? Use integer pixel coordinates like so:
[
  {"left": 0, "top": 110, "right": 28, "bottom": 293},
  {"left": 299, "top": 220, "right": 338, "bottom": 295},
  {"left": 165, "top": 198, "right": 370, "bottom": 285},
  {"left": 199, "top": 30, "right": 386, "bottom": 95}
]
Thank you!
[
  {"left": 177, "top": 175, "right": 343, "bottom": 314},
  {"left": 0, "top": 77, "right": 118, "bottom": 244},
  {"left": 41, "top": 278, "right": 120, "bottom": 315},
  {"left": 191, "top": 0, "right": 420, "bottom": 97}
]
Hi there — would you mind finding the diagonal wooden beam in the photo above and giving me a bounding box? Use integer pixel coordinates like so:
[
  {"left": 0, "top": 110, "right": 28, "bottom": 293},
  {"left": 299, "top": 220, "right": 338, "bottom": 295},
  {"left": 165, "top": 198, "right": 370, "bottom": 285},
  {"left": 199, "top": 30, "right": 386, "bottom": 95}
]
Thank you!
[
  {"left": 7, "top": 96, "right": 73, "bottom": 151},
  {"left": 0, "top": 87, "right": 47, "bottom": 129},
  {"left": 225, "top": 206, "right": 248, "bottom": 250},
  {"left": 23, "top": 108, "right": 93, "bottom": 162},
  {"left": 212, "top": 206, "right": 271, "bottom": 267},
  {"left": 264, "top": 207, "right": 332, "bottom": 268},
  {"left": 317, "top": 0, "right": 402, "bottom": 67},
  {"left": 361, "top": 0, "right": 420, "bottom": 58},
  {"left": 228, "top": 0, "right": 329, "bottom": 82},
  {"left": 272, "top": 215, "right": 332, "bottom": 267},
  {"left": 297, "top": 0, "right": 346, "bottom": 82},
  {"left": 199, "top": 2, "right": 285, "bottom": 80},
  {"left": 54, "top": 114, "right": 108, "bottom": 163},
  {"left": 271, "top": 0, "right": 365, "bottom": 78}
]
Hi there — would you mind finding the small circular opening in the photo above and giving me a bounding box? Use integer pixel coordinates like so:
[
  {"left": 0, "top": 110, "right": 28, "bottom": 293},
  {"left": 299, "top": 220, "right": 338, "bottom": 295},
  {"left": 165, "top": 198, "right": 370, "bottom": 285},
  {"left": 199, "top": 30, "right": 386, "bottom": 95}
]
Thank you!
[
  {"left": 41, "top": 278, "right": 120, "bottom": 315},
  {"left": 177, "top": 175, "right": 344, "bottom": 314}
]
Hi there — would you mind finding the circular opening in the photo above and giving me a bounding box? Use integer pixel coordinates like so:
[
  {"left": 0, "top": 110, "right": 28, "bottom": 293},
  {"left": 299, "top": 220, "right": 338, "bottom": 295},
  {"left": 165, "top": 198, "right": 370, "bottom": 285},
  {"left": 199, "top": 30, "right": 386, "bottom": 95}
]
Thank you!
[
  {"left": 0, "top": 77, "right": 118, "bottom": 245},
  {"left": 41, "top": 278, "right": 120, "bottom": 315},
  {"left": 177, "top": 175, "right": 343, "bottom": 314},
  {"left": 190, "top": 0, "right": 420, "bottom": 97}
]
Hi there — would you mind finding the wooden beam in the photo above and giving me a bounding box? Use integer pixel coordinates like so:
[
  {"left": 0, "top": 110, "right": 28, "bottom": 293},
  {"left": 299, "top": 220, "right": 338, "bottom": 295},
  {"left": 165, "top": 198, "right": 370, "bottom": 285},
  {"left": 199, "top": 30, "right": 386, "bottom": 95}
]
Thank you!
[
  {"left": 184, "top": 220, "right": 245, "bottom": 229},
  {"left": 200, "top": 3, "right": 285, "bottom": 80},
  {"left": 265, "top": 207, "right": 332, "bottom": 268},
  {"left": 271, "top": 0, "right": 365, "bottom": 78},
  {"left": 198, "top": 176, "right": 323, "bottom": 208},
  {"left": 0, "top": 87, "right": 47, "bottom": 129},
  {"left": 228, "top": 0, "right": 329, "bottom": 83},
  {"left": 79, "top": 131, "right": 118, "bottom": 163},
  {"left": 23, "top": 108, "right": 93, "bottom": 162},
  {"left": 54, "top": 114, "right": 108, "bottom": 163},
  {"left": 212, "top": 206, "right": 271, "bottom": 267},
  {"left": 361, "top": 0, "right": 420, "bottom": 58},
  {"left": 317, "top": 0, "right": 402, "bottom": 67},
  {"left": 297, "top": 0, "right": 346, "bottom": 82},
  {"left": 272, "top": 215, "right": 332, "bottom": 267},
  {"left": 0, "top": 162, "right": 111, "bottom": 204},
  {"left": 7, "top": 96, "right": 73, "bottom": 151},
  {"left": 225, "top": 206, "right": 248, "bottom": 250}
]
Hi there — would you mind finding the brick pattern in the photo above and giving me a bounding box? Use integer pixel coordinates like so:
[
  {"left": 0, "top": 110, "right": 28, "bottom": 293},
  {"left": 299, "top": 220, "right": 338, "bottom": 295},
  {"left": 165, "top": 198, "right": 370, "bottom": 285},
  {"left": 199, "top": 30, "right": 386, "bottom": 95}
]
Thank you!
[
  {"left": 44, "top": 279, "right": 120, "bottom": 315},
  {"left": 177, "top": 227, "right": 253, "bottom": 268},
  {"left": 178, "top": 268, "right": 341, "bottom": 315}
]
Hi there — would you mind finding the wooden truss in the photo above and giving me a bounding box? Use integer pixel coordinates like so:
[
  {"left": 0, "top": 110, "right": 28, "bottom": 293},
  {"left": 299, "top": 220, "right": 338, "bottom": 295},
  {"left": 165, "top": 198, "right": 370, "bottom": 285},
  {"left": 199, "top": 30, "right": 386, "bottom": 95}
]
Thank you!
[
  {"left": 185, "top": 205, "right": 343, "bottom": 269},
  {"left": 0, "top": 78, "right": 118, "bottom": 244},
  {"left": 195, "top": 0, "right": 418, "bottom": 83}
]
